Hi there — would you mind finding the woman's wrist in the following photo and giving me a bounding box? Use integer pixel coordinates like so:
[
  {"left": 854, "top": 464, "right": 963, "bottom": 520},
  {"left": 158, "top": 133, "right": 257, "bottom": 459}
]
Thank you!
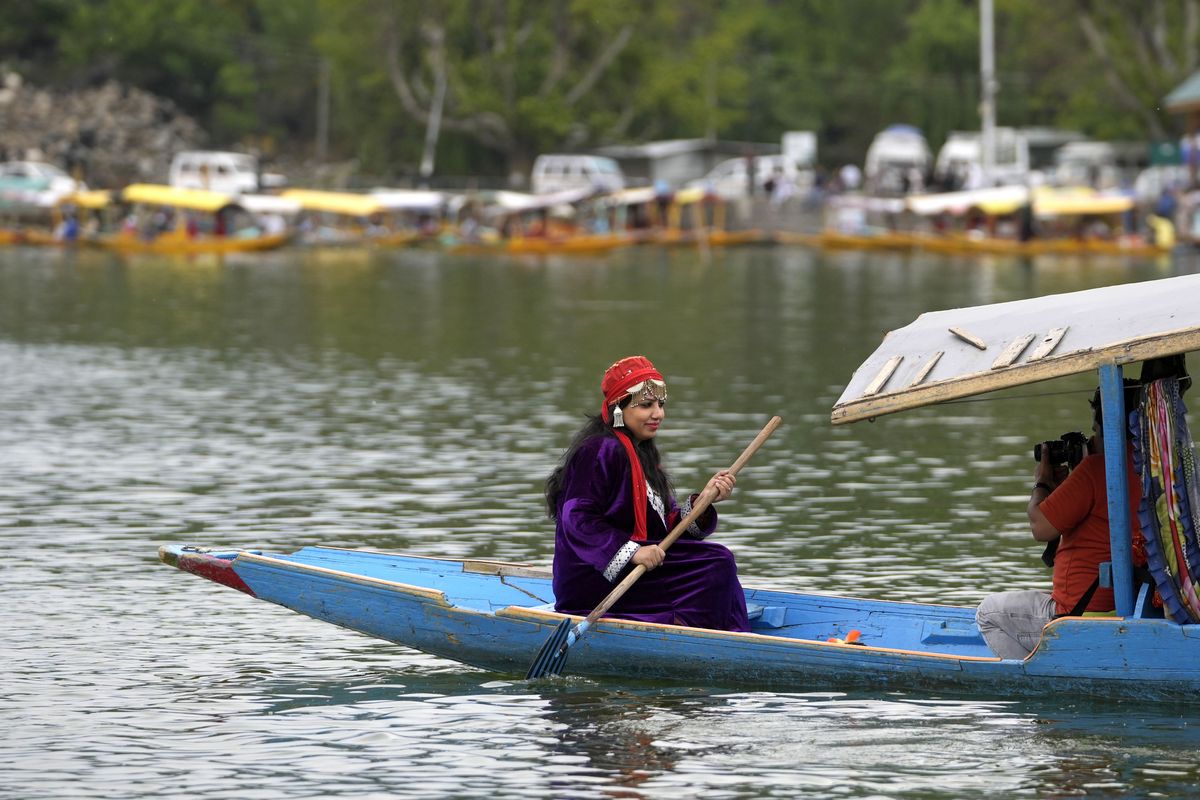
[{"left": 1033, "top": 481, "right": 1053, "bottom": 494}]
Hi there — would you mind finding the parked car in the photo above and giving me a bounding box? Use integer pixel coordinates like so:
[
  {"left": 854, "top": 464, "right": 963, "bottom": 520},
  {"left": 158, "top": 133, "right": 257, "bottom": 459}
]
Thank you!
[
  {"left": 169, "top": 151, "right": 286, "bottom": 195},
  {"left": 530, "top": 154, "right": 625, "bottom": 195},
  {"left": 688, "top": 155, "right": 812, "bottom": 199},
  {"left": 0, "top": 161, "right": 86, "bottom": 209},
  {"left": 1133, "top": 164, "right": 1191, "bottom": 204}
]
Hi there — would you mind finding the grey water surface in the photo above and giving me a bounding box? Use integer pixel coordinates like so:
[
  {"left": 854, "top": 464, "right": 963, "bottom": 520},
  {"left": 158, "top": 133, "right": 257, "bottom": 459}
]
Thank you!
[{"left": 3, "top": 244, "right": 1198, "bottom": 799}]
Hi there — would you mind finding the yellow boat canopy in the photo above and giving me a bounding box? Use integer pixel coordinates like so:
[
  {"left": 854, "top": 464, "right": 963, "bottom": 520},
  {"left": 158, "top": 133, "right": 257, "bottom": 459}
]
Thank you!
[
  {"left": 60, "top": 190, "right": 112, "bottom": 210},
  {"left": 1033, "top": 188, "right": 1134, "bottom": 216},
  {"left": 832, "top": 273, "right": 1200, "bottom": 425},
  {"left": 907, "top": 186, "right": 1135, "bottom": 219},
  {"left": 907, "top": 185, "right": 1028, "bottom": 216},
  {"left": 604, "top": 187, "right": 659, "bottom": 206},
  {"left": 122, "top": 184, "right": 238, "bottom": 212},
  {"left": 671, "top": 187, "right": 711, "bottom": 205},
  {"left": 281, "top": 189, "right": 386, "bottom": 217}
]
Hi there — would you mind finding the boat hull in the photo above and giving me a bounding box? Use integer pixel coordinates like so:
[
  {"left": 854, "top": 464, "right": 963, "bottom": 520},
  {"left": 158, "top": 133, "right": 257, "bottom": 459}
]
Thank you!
[
  {"left": 158, "top": 544, "right": 1200, "bottom": 701},
  {"left": 786, "top": 228, "right": 1170, "bottom": 258},
  {"left": 96, "top": 231, "right": 291, "bottom": 254}
]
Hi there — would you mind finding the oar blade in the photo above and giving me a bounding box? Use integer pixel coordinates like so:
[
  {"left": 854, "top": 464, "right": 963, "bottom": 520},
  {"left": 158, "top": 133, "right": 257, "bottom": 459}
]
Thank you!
[{"left": 526, "top": 619, "right": 573, "bottom": 679}]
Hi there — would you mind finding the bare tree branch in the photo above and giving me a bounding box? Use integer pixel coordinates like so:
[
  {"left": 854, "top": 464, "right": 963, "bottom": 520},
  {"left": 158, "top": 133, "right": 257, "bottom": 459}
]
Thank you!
[
  {"left": 539, "top": 5, "right": 570, "bottom": 97},
  {"left": 1186, "top": 0, "right": 1199, "bottom": 73},
  {"left": 1152, "top": 0, "right": 1177, "bottom": 74},
  {"left": 565, "top": 25, "right": 633, "bottom": 106},
  {"left": 1076, "top": 2, "right": 1166, "bottom": 137},
  {"left": 491, "top": 0, "right": 514, "bottom": 113},
  {"left": 384, "top": 20, "right": 425, "bottom": 119},
  {"left": 514, "top": 21, "right": 536, "bottom": 49},
  {"left": 384, "top": 13, "right": 512, "bottom": 152},
  {"left": 606, "top": 104, "right": 638, "bottom": 141}
]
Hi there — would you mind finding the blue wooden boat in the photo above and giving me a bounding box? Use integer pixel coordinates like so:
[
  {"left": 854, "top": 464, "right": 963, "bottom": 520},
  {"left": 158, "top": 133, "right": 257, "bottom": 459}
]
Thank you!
[{"left": 160, "top": 272, "right": 1200, "bottom": 701}]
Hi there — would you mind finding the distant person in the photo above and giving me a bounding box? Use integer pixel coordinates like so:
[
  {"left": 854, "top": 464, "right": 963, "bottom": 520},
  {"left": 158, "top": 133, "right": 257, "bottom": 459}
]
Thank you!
[
  {"left": 259, "top": 213, "right": 286, "bottom": 236},
  {"left": 546, "top": 356, "right": 749, "bottom": 632},
  {"left": 839, "top": 163, "right": 862, "bottom": 192},
  {"left": 906, "top": 166, "right": 925, "bottom": 195},
  {"left": 1155, "top": 186, "right": 1179, "bottom": 222},
  {"left": 55, "top": 211, "right": 79, "bottom": 243},
  {"left": 964, "top": 162, "right": 986, "bottom": 190},
  {"left": 770, "top": 168, "right": 796, "bottom": 206},
  {"left": 1017, "top": 201, "right": 1036, "bottom": 242}
]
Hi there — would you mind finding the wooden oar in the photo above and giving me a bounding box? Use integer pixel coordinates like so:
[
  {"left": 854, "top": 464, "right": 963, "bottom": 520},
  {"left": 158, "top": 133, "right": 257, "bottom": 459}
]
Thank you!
[{"left": 526, "top": 415, "right": 782, "bottom": 679}]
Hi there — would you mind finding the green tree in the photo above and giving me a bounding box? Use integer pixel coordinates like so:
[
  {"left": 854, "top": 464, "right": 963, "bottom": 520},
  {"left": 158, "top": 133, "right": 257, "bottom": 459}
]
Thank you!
[
  {"left": 54, "top": 0, "right": 321, "bottom": 150},
  {"left": 317, "top": 0, "right": 666, "bottom": 180}
]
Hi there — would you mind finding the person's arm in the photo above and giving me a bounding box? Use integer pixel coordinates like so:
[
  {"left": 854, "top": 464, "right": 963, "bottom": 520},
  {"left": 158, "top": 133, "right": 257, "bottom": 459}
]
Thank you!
[
  {"left": 1029, "top": 446, "right": 1061, "bottom": 542},
  {"left": 668, "top": 470, "right": 735, "bottom": 540},
  {"left": 1029, "top": 486, "right": 1060, "bottom": 542},
  {"left": 1035, "top": 453, "right": 1099, "bottom": 543}
]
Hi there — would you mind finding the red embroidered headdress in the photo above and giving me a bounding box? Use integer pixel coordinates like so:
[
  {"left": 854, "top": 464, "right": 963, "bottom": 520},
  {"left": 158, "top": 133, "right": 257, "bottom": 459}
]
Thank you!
[
  {"left": 600, "top": 356, "right": 667, "bottom": 541},
  {"left": 601, "top": 355, "right": 666, "bottom": 426}
]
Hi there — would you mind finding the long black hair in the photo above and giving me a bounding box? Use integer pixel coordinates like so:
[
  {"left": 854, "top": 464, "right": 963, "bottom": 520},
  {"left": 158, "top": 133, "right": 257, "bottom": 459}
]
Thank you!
[{"left": 545, "top": 405, "right": 674, "bottom": 520}]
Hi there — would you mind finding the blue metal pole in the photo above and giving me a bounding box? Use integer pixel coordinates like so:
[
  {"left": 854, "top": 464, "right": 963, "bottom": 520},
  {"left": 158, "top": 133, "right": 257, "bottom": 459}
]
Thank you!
[{"left": 1100, "top": 363, "right": 1134, "bottom": 616}]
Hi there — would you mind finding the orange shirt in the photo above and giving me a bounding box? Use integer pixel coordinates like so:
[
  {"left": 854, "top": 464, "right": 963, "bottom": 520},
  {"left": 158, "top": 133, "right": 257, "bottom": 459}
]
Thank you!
[{"left": 1039, "top": 451, "right": 1143, "bottom": 615}]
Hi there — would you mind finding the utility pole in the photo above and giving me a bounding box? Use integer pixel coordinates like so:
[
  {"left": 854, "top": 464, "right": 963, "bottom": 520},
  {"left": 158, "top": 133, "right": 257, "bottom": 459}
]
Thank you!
[
  {"left": 316, "top": 58, "right": 331, "bottom": 163},
  {"left": 979, "top": 0, "right": 996, "bottom": 186}
]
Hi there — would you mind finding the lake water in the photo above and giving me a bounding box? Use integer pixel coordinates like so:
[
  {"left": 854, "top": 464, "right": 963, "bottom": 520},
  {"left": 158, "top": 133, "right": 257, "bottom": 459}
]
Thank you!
[{"left": 4, "top": 243, "right": 1199, "bottom": 798}]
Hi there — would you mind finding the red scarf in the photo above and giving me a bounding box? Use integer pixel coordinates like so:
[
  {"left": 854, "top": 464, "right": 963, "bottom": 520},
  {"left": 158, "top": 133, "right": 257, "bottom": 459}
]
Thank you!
[{"left": 612, "top": 429, "right": 648, "bottom": 541}]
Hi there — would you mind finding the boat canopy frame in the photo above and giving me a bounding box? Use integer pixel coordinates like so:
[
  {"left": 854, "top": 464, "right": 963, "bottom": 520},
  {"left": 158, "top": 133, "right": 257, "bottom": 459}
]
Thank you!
[{"left": 833, "top": 273, "right": 1200, "bottom": 618}]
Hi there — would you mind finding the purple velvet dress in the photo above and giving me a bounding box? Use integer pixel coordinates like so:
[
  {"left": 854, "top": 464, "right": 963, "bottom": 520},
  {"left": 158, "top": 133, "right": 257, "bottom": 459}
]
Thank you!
[{"left": 552, "top": 435, "right": 750, "bottom": 632}]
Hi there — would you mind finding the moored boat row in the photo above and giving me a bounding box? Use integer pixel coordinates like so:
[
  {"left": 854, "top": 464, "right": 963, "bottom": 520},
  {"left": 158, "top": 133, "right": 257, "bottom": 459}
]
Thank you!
[
  {"left": 1, "top": 179, "right": 1181, "bottom": 258},
  {"left": 0, "top": 182, "right": 781, "bottom": 256}
]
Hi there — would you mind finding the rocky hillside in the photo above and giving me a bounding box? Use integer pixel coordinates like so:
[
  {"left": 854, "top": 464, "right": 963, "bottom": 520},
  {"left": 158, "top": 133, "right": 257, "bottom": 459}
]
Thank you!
[{"left": 0, "top": 72, "right": 206, "bottom": 188}]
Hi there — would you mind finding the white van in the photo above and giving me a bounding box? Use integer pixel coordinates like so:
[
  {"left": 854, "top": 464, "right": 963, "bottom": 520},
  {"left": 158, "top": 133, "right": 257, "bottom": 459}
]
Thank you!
[
  {"left": 934, "top": 128, "right": 1033, "bottom": 189},
  {"left": 169, "top": 151, "right": 286, "bottom": 194},
  {"left": 1051, "top": 140, "right": 1143, "bottom": 189},
  {"left": 864, "top": 125, "right": 932, "bottom": 193},
  {"left": 530, "top": 154, "right": 625, "bottom": 195}
]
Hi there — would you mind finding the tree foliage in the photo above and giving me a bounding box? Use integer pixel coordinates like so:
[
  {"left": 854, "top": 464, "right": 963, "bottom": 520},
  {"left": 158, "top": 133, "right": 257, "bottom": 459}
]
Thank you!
[{"left": 4, "top": 0, "right": 1200, "bottom": 179}]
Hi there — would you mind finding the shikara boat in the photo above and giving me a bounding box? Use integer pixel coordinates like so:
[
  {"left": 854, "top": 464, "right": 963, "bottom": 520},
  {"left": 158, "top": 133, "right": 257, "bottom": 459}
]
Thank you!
[
  {"left": 903, "top": 186, "right": 1171, "bottom": 258},
  {"left": 96, "top": 184, "right": 291, "bottom": 254},
  {"left": 281, "top": 189, "right": 414, "bottom": 247},
  {"left": 653, "top": 187, "right": 771, "bottom": 247},
  {"left": 160, "top": 272, "right": 1200, "bottom": 701},
  {"left": 19, "top": 190, "right": 113, "bottom": 247}
]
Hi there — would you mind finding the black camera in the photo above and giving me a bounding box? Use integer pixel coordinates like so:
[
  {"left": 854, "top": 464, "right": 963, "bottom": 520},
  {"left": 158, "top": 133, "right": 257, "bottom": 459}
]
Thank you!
[{"left": 1033, "top": 431, "right": 1089, "bottom": 467}]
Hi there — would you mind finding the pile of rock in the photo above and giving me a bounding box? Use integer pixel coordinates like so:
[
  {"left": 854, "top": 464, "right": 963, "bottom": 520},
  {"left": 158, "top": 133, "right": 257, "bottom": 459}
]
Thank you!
[{"left": 0, "top": 72, "right": 207, "bottom": 188}]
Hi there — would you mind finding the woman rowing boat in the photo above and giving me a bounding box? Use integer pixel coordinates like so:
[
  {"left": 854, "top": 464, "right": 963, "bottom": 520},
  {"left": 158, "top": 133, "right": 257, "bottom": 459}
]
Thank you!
[{"left": 544, "top": 355, "right": 750, "bottom": 631}]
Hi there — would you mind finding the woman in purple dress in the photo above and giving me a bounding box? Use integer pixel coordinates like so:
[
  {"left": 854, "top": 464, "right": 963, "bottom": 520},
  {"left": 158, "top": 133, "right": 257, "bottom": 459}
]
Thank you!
[{"left": 545, "top": 355, "right": 750, "bottom": 632}]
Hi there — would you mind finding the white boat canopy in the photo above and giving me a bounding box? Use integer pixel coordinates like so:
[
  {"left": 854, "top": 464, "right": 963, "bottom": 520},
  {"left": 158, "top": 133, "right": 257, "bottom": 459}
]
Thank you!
[
  {"left": 906, "top": 185, "right": 1029, "bottom": 216},
  {"left": 369, "top": 189, "right": 448, "bottom": 212},
  {"left": 238, "top": 194, "right": 303, "bottom": 216},
  {"left": 484, "top": 187, "right": 595, "bottom": 213},
  {"left": 832, "top": 273, "right": 1200, "bottom": 425}
]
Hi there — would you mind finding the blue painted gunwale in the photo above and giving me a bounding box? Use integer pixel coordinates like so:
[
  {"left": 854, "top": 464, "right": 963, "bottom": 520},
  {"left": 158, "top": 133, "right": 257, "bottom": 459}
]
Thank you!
[{"left": 159, "top": 543, "right": 1200, "bottom": 701}]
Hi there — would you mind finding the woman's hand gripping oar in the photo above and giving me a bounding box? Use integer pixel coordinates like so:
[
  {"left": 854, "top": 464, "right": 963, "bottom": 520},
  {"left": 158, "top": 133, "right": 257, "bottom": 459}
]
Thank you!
[{"left": 526, "top": 415, "right": 782, "bottom": 679}]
